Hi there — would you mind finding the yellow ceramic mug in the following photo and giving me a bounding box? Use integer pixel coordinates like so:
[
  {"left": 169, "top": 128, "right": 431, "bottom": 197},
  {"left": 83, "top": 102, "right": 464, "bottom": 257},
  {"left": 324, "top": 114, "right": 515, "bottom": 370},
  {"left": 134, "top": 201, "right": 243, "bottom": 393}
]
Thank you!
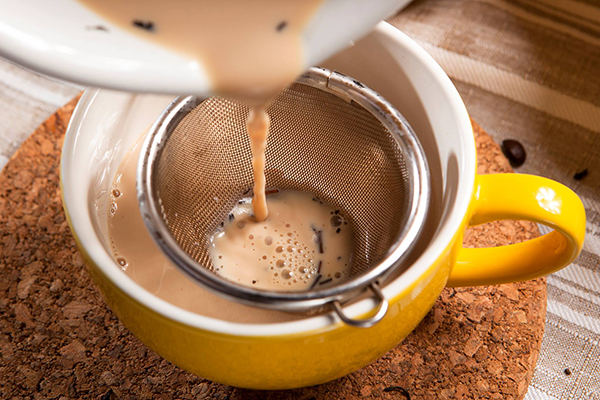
[
  {"left": 61, "top": 22, "right": 585, "bottom": 389},
  {"left": 451, "top": 174, "right": 584, "bottom": 286}
]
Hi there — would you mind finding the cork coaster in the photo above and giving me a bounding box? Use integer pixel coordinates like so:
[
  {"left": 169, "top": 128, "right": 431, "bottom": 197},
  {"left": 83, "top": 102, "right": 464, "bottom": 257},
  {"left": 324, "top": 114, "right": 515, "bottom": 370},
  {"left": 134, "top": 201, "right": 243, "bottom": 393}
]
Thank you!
[{"left": 0, "top": 96, "right": 546, "bottom": 400}]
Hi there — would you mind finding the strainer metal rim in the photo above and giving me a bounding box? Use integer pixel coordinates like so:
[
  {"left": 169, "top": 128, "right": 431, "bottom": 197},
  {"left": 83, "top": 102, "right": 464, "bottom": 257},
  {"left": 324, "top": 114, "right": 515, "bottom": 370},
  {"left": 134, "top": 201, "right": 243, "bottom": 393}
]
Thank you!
[{"left": 137, "top": 67, "right": 430, "bottom": 313}]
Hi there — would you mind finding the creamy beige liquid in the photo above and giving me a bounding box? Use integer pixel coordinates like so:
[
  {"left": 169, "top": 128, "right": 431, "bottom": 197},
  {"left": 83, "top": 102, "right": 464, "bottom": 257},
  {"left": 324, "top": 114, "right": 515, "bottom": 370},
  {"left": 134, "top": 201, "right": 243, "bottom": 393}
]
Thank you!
[
  {"left": 109, "top": 132, "right": 353, "bottom": 320},
  {"left": 107, "top": 130, "right": 442, "bottom": 321},
  {"left": 79, "top": 0, "right": 323, "bottom": 222},
  {"left": 109, "top": 132, "right": 307, "bottom": 322},
  {"left": 77, "top": 0, "right": 323, "bottom": 103},
  {"left": 89, "top": 0, "right": 358, "bottom": 309},
  {"left": 211, "top": 191, "right": 352, "bottom": 291}
]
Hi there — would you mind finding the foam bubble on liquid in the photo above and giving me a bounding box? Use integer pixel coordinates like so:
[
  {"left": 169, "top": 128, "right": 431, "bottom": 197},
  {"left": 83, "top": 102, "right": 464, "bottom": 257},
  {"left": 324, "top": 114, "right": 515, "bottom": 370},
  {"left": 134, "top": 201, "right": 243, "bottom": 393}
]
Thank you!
[
  {"left": 116, "top": 257, "right": 128, "bottom": 268},
  {"left": 210, "top": 191, "right": 353, "bottom": 292}
]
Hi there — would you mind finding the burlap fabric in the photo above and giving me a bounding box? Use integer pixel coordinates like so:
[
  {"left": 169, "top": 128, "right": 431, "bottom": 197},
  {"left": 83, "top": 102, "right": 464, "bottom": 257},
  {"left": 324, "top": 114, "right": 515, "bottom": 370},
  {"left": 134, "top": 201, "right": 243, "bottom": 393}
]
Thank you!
[
  {"left": 391, "top": 1, "right": 600, "bottom": 399},
  {"left": 0, "top": 59, "right": 80, "bottom": 170},
  {"left": 1, "top": 1, "right": 598, "bottom": 398}
]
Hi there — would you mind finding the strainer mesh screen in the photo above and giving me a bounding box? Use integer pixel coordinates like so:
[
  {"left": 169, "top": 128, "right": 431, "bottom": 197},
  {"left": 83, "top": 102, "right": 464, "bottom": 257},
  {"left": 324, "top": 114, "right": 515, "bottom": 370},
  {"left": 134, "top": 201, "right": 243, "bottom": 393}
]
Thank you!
[{"left": 155, "top": 83, "right": 411, "bottom": 281}]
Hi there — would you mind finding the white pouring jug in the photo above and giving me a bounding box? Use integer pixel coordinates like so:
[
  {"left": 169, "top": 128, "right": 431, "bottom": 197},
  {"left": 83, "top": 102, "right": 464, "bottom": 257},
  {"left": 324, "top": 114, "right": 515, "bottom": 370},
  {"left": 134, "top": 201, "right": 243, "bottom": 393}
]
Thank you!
[{"left": 0, "top": 0, "right": 412, "bottom": 95}]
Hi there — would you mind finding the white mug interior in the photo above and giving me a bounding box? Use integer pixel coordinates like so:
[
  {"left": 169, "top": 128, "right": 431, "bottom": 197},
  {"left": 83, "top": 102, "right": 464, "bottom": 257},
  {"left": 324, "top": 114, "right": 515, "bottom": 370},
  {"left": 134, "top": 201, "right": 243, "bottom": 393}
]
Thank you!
[{"left": 61, "top": 22, "right": 474, "bottom": 336}]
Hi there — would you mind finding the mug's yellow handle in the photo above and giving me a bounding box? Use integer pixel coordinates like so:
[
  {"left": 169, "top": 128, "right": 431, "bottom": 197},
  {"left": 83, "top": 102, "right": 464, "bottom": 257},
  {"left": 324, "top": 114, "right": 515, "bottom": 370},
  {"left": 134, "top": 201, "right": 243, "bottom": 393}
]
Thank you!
[{"left": 448, "top": 173, "right": 586, "bottom": 287}]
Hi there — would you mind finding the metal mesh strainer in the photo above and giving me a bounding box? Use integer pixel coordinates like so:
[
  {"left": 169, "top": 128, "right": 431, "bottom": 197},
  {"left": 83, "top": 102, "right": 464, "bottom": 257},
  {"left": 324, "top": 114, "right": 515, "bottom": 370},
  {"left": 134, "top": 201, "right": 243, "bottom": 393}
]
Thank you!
[{"left": 137, "top": 68, "right": 429, "bottom": 327}]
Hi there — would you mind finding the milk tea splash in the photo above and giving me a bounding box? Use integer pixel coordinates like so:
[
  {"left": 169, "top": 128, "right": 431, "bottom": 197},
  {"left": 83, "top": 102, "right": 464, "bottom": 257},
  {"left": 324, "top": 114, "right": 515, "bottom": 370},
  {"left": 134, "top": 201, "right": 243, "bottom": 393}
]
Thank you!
[{"left": 210, "top": 191, "right": 353, "bottom": 291}]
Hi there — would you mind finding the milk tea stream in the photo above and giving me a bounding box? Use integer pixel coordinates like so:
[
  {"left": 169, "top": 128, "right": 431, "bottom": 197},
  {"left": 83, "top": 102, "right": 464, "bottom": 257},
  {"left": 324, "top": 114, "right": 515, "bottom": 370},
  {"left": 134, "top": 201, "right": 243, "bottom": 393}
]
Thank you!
[{"left": 86, "top": 0, "right": 357, "bottom": 307}]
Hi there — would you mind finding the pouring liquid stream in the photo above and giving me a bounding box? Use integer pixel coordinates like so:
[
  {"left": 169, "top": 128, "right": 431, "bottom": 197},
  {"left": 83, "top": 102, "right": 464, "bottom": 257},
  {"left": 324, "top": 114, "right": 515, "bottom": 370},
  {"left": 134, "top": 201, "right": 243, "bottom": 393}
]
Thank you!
[
  {"left": 247, "top": 107, "right": 270, "bottom": 222},
  {"left": 82, "top": 0, "right": 357, "bottom": 292},
  {"left": 78, "top": 0, "right": 324, "bottom": 221}
]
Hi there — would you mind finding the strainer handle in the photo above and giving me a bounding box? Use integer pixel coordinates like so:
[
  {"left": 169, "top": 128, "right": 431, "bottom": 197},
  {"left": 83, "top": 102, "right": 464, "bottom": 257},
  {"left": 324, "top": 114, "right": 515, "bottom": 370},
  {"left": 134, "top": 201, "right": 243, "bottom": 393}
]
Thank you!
[{"left": 332, "top": 283, "right": 388, "bottom": 328}]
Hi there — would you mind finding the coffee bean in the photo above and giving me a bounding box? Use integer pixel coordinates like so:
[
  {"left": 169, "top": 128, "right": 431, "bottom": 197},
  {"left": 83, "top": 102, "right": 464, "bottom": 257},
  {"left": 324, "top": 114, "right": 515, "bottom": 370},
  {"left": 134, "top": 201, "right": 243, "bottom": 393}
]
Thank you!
[
  {"left": 573, "top": 169, "right": 588, "bottom": 180},
  {"left": 501, "top": 139, "right": 526, "bottom": 167}
]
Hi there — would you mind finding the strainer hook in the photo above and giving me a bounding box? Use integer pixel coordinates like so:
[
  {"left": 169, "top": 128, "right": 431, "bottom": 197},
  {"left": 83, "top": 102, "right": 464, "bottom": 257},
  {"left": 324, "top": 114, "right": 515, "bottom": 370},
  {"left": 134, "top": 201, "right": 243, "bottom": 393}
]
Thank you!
[{"left": 332, "top": 283, "right": 388, "bottom": 328}]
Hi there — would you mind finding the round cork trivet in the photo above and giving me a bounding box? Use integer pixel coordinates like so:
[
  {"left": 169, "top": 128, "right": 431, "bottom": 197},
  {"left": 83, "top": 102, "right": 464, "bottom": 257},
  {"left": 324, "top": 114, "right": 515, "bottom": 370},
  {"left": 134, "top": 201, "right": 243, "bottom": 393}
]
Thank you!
[{"left": 0, "top": 97, "right": 546, "bottom": 400}]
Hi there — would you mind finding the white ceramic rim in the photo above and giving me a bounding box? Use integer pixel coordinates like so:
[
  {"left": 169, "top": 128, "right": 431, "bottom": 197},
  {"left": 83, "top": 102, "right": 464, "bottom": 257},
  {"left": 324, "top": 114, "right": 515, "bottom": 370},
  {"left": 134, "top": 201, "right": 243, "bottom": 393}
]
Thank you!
[{"left": 61, "top": 22, "right": 475, "bottom": 336}]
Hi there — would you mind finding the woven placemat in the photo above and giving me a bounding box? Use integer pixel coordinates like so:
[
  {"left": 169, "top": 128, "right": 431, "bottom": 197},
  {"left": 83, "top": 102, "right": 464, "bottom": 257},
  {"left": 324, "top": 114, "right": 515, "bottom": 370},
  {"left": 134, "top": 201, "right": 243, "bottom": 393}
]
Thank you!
[{"left": 0, "top": 96, "right": 546, "bottom": 400}]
